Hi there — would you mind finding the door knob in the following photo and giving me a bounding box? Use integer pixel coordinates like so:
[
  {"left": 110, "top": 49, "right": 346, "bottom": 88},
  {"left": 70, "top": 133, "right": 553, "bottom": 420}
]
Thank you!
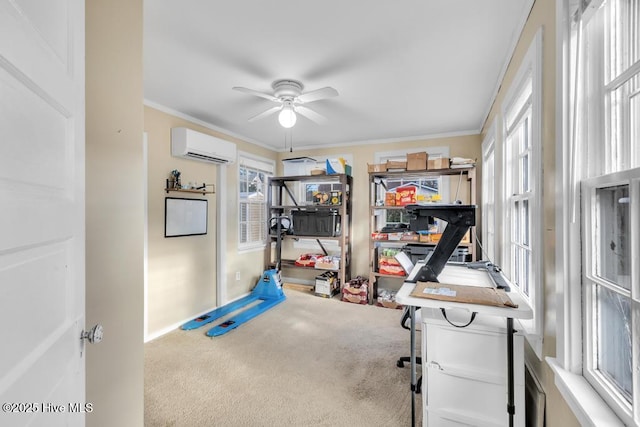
[{"left": 81, "top": 324, "right": 104, "bottom": 344}]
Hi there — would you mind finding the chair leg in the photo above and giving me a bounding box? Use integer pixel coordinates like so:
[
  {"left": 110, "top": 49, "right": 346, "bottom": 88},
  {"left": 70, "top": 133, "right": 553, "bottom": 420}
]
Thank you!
[
  {"left": 396, "top": 356, "right": 421, "bottom": 368},
  {"left": 396, "top": 356, "right": 410, "bottom": 368},
  {"left": 396, "top": 357, "right": 423, "bottom": 394}
]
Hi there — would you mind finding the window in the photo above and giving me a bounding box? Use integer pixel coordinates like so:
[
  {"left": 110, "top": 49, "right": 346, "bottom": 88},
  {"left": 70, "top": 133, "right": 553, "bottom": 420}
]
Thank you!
[
  {"left": 383, "top": 176, "right": 440, "bottom": 225},
  {"left": 238, "top": 154, "right": 274, "bottom": 250},
  {"left": 374, "top": 147, "right": 450, "bottom": 230},
  {"left": 581, "top": 170, "right": 638, "bottom": 423},
  {"left": 500, "top": 29, "right": 543, "bottom": 355},
  {"left": 506, "top": 96, "right": 533, "bottom": 297},
  {"left": 481, "top": 122, "right": 496, "bottom": 262},
  {"left": 289, "top": 154, "right": 352, "bottom": 251},
  {"left": 555, "top": 0, "right": 640, "bottom": 424},
  {"left": 579, "top": 1, "right": 640, "bottom": 422}
]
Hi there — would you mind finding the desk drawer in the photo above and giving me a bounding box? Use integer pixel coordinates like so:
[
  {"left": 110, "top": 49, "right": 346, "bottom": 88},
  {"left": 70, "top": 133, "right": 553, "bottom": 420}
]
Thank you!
[
  {"left": 425, "top": 368, "right": 525, "bottom": 426},
  {"left": 426, "top": 368, "right": 507, "bottom": 422},
  {"left": 426, "top": 409, "right": 504, "bottom": 427},
  {"left": 425, "top": 322, "right": 524, "bottom": 384}
]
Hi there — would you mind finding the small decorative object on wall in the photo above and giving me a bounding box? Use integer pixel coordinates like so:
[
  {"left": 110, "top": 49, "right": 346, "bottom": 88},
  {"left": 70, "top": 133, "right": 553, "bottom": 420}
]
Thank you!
[
  {"left": 170, "top": 169, "right": 181, "bottom": 189},
  {"left": 165, "top": 197, "right": 208, "bottom": 237}
]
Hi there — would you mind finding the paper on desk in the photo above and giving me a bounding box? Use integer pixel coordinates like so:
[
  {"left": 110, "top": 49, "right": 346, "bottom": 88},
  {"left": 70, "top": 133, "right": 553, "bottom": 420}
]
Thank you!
[
  {"left": 411, "top": 281, "right": 518, "bottom": 308},
  {"left": 423, "top": 287, "right": 457, "bottom": 297}
]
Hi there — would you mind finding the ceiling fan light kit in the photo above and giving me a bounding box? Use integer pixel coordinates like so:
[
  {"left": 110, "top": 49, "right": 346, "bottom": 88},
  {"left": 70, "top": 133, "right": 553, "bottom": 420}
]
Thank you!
[
  {"left": 233, "top": 79, "right": 338, "bottom": 129},
  {"left": 278, "top": 102, "right": 297, "bottom": 128}
]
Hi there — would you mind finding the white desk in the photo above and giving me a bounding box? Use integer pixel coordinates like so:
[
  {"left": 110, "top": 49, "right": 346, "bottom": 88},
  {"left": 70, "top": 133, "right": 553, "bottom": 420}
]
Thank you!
[{"left": 395, "top": 265, "right": 533, "bottom": 427}]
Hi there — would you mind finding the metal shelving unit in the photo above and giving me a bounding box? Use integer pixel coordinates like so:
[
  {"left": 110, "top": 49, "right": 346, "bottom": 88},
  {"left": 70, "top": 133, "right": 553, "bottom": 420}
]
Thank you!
[
  {"left": 265, "top": 174, "right": 352, "bottom": 292},
  {"left": 368, "top": 167, "right": 476, "bottom": 303}
]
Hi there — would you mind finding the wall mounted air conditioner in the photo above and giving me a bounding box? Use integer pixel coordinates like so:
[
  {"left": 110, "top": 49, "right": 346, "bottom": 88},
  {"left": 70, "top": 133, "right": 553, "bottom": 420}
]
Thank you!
[{"left": 171, "top": 127, "right": 237, "bottom": 164}]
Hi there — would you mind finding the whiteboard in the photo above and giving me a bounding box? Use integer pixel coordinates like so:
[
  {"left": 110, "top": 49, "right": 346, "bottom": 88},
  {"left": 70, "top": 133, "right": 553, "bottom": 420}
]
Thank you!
[{"left": 165, "top": 197, "right": 208, "bottom": 237}]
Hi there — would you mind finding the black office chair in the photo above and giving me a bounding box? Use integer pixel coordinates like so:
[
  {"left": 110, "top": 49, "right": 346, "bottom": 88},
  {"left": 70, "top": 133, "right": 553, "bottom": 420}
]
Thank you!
[{"left": 396, "top": 306, "right": 422, "bottom": 394}]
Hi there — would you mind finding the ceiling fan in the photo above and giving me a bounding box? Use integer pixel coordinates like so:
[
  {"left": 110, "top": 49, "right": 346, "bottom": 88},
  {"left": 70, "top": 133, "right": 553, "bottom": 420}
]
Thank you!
[{"left": 233, "top": 79, "right": 338, "bottom": 128}]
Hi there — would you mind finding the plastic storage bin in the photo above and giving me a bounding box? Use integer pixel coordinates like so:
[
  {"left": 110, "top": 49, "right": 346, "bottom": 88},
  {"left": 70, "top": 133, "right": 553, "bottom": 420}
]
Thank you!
[{"left": 291, "top": 210, "right": 341, "bottom": 237}]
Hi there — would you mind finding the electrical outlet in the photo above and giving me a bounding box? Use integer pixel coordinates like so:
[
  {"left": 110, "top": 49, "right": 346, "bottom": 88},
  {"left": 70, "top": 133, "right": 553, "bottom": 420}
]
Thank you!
[{"left": 235, "top": 271, "right": 240, "bottom": 281}]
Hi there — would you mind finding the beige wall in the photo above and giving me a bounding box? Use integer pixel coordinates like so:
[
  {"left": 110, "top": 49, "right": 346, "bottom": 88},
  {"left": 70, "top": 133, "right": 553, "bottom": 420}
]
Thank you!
[
  {"left": 144, "top": 106, "right": 278, "bottom": 336},
  {"left": 276, "top": 134, "right": 482, "bottom": 277},
  {"left": 85, "top": 0, "right": 144, "bottom": 425},
  {"left": 481, "top": 0, "right": 579, "bottom": 425},
  {"left": 216, "top": 133, "right": 277, "bottom": 302},
  {"left": 144, "top": 107, "right": 219, "bottom": 335}
]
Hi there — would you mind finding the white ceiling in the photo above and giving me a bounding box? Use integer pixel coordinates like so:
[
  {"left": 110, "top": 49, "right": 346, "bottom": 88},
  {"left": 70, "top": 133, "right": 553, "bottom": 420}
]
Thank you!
[{"left": 144, "top": 0, "right": 533, "bottom": 151}]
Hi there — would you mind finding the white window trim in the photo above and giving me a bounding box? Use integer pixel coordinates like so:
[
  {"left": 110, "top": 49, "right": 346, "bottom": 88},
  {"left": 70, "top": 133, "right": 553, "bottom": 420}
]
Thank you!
[
  {"left": 481, "top": 120, "right": 496, "bottom": 262},
  {"left": 500, "top": 28, "right": 544, "bottom": 358},
  {"left": 581, "top": 169, "right": 639, "bottom": 425},
  {"left": 550, "top": 1, "right": 629, "bottom": 425},
  {"left": 548, "top": 358, "right": 625, "bottom": 427},
  {"left": 237, "top": 151, "right": 275, "bottom": 252}
]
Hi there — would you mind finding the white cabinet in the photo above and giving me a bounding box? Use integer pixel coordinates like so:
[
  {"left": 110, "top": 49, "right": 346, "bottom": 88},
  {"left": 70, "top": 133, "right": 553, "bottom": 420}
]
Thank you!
[{"left": 421, "top": 308, "right": 525, "bottom": 427}]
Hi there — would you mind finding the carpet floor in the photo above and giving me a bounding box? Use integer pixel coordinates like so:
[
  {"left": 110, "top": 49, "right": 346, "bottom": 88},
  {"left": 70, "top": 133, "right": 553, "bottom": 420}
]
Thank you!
[{"left": 144, "top": 289, "right": 422, "bottom": 426}]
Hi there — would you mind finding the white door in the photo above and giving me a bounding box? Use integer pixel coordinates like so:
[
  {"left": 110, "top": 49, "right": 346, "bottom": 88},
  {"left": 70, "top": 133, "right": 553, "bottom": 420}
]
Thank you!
[{"left": 0, "top": 1, "right": 86, "bottom": 426}]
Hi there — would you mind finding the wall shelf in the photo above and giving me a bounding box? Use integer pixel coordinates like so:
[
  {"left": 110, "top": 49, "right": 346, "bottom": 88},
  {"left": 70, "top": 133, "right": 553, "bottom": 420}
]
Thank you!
[{"left": 165, "top": 179, "right": 215, "bottom": 195}]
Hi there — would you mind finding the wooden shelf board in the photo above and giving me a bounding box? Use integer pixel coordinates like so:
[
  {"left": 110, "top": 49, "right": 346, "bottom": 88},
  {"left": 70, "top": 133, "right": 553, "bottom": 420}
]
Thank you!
[
  {"left": 165, "top": 188, "right": 214, "bottom": 195},
  {"left": 283, "top": 283, "right": 314, "bottom": 292}
]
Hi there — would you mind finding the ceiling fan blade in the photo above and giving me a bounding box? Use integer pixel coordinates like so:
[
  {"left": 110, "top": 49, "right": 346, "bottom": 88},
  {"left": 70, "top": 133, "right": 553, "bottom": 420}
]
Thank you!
[
  {"left": 233, "top": 86, "right": 279, "bottom": 102},
  {"left": 295, "top": 106, "right": 327, "bottom": 124},
  {"left": 248, "top": 105, "right": 281, "bottom": 122},
  {"left": 296, "top": 87, "right": 338, "bottom": 104}
]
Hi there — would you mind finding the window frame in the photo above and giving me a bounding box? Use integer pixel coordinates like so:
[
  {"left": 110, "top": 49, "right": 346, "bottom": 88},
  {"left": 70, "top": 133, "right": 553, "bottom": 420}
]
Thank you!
[
  {"left": 481, "top": 120, "right": 497, "bottom": 262},
  {"left": 290, "top": 154, "right": 353, "bottom": 251},
  {"left": 552, "top": 0, "right": 640, "bottom": 425},
  {"left": 374, "top": 147, "right": 451, "bottom": 233},
  {"left": 500, "top": 29, "right": 544, "bottom": 358},
  {"left": 581, "top": 168, "right": 640, "bottom": 425},
  {"left": 237, "top": 153, "right": 274, "bottom": 252}
]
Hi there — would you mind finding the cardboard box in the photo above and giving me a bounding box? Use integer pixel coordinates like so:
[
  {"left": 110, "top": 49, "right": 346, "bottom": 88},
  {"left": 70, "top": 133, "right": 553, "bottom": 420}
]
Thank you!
[
  {"left": 367, "top": 163, "right": 387, "bottom": 173},
  {"left": 407, "top": 152, "right": 428, "bottom": 171},
  {"left": 395, "top": 185, "right": 417, "bottom": 206},
  {"left": 419, "top": 233, "right": 434, "bottom": 243},
  {"left": 315, "top": 255, "right": 340, "bottom": 270},
  {"left": 400, "top": 232, "right": 419, "bottom": 242},
  {"left": 371, "top": 232, "right": 389, "bottom": 241},
  {"left": 387, "top": 232, "right": 403, "bottom": 241},
  {"left": 377, "top": 288, "right": 403, "bottom": 309},
  {"left": 326, "top": 158, "right": 352, "bottom": 175},
  {"left": 377, "top": 300, "right": 403, "bottom": 309},
  {"left": 428, "top": 157, "right": 450, "bottom": 170},
  {"left": 315, "top": 271, "right": 339, "bottom": 297},
  {"left": 386, "top": 160, "right": 407, "bottom": 170},
  {"left": 384, "top": 192, "right": 396, "bottom": 206}
]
